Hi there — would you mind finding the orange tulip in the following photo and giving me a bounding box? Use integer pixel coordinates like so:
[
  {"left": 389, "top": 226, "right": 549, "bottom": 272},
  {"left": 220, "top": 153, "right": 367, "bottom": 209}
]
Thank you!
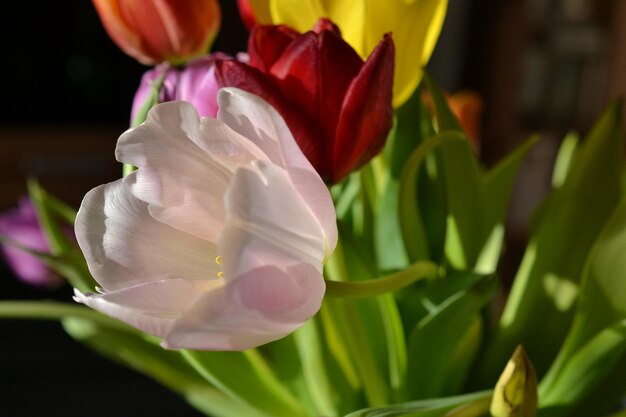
[
  {"left": 92, "top": 0, "right": 221, "bottom": 65},
  {"left": 423, "top": 89, "right": 484, "bottom": 151}
]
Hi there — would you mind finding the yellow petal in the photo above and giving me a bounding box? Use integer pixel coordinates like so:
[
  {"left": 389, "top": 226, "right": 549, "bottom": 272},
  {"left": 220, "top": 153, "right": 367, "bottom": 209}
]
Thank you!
[
  {"left": 269, "top": 0, "right": 325, "bottom": 32},
  {"left": 362, "top": 0, "right": 448, "bottom": 107}
]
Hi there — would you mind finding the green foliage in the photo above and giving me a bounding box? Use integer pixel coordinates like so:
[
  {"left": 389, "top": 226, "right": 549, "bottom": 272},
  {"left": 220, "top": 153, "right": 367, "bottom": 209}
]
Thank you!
[{"left": 478, "top": 101, "right": 624, "bottom": 383}]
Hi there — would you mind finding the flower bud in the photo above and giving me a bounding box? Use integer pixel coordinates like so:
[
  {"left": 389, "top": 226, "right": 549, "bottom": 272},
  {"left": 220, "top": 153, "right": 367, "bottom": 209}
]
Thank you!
[
  {"left": 490, "top": 345, "right": 538, "bottom": 417},
  {"left": 92, "top": 0, "right": 221, "bottom": 65}
]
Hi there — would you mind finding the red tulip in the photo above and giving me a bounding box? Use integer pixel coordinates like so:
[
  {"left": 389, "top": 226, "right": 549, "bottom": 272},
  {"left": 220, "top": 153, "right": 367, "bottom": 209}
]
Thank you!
[
  {"left": 216, "top": 18, "right": 395, "bottom": 183},
  {"left": 92, "top": 0, "right": 221, "bottom": 65}
]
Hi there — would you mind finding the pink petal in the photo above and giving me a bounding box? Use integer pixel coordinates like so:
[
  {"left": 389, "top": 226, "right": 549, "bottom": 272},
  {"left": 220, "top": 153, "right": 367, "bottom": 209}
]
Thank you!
[
  {"left": 165, "top": 263, "right": 324, "bottom": 350},
  {"left": 116, "top": 101, "right": 266, "bottom": 242},
  {"left": 217, "top": 88, "right": 337, "bottom": 255},
  {"left": 75, "top": 175, "right": 219, "bottom": 292},
  {"left": 74, "top": 278, "right": 222, "bottom": 338}
]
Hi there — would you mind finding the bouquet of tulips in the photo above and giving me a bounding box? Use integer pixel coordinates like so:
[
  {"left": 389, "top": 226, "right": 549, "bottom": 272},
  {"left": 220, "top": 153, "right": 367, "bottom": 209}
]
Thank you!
[{"left": 2, "top": 1, "right": 626, "bottom": 416}]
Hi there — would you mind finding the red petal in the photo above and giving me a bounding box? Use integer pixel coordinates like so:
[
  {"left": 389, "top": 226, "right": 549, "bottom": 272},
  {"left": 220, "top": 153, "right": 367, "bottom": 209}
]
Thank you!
[
  {"left": 215, "top": 59, "right": 326, "bottom": 177},
  {"left": 332, "top": 34, "right": 395, "bottom": 182},
  {"left": 312, "top": 18, "right": 341, "bottom": 36},
  {"left": 248, "top": 24, "right": 300, "bottom": 72},
  {"left": 269, "top": 30, "right": 362, "bottom": 154}
]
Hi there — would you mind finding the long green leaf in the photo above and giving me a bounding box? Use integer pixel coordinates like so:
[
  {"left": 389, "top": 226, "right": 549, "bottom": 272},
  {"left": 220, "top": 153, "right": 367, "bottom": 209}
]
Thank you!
[
  {"left": 478, "top": 135, "right": 539, "bottom": 272},
  {"left": 539, "top": 193, "right": 626, "bottom": 414},
  {"left": 478, "top": 101, "right": 624, "bottom": 383},
  {"left": 343, "top": 391, "right": 492, "bottom": 417},
  {"left": 424, "top": 74, "right": 486, "bottom": 269},
  {"left": 399, "top": 132, "right": 465, "bottom": 261},
  {"left": 63, "top": 317, "right": 260, "bottom": 417},
  {"left": 405, "top": 274, "right": 497, "bottom": 399},
  {"left": 538, "top": 320, "right": 626, "bottom": 417},
  {"left": 182, "top": 349, "right": 309, "bottom": 417}
]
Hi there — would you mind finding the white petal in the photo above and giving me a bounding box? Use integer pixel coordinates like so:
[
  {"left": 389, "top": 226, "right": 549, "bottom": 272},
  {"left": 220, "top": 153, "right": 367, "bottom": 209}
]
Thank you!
[
  {"left": 217, "top": 88, "right": 337, "bottom": 255},
  {"left": 164, "top": 263, "right": 325, "bottom": 350},
  {"left": 75, "top": 175, "right": 220, "bottom": 291},
  {"left": 219, "top": 160, "right": 327, "bottom": 281},
  {"left": 74, "top": 279, "right": 222, "bottom": 339},
  {"left": 116, "top": 101, "right": 267, "bottom": 242}
]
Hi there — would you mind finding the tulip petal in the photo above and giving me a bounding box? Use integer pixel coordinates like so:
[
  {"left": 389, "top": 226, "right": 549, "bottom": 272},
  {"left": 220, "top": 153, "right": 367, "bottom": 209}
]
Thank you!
[
  {"left": 248, "top": 24, "right": 299, "bottom": 72},
  {"left": 269, "top": 28, "right": 363, "bottom": 152},
  {"left": 215, "top": 60, "right": 324, "bottom": 171},
  {"left": 362, "top": 0, "right": 447, "bottom": 106},
  {"left": 220, "top": 160, "right": 326, "bottom": 279},
  {"left": 165, "top": 263, "right": 324, "bottom": 350},
  {"left": 216, "top": 88, "right": 337, "bottom": 254},
  {"left": 93, "top": 0, "right": 151, "bottom": 64},
  {"left": 333, "top": 34, "right": 394, "bottom": 182},
  {"left": 75, "top": 176, "right": 220, "bottom": 292},
  {"left": 116, "top": 101, "right": 267, "bottom": 242},
  {"left": 74, "top": 278, "right": 222, "bottom": 339}
]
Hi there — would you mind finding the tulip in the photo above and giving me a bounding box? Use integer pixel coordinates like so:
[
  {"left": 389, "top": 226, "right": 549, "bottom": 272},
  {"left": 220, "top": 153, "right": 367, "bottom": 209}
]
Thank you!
[
  {"left": 242, "top": 0, "right": 447, "bottom": 107},
  {"left": 131, "top": 54, "right": 229, "bottom": 122},
  {"left": 74, "top": 88, "right": 337, "bottom": 351},
  {"left": 216, "top": 19, "right": 395, "bottom": 183},
  {"left": 0, "top": 199, "right": 64, "bottom": 288},
  {"left": 423, "top": 89, "right": 484, "bottom": 151},
  {"left": 92, "top": 0, "right": 221, "bottom": 65},
  {"left": 447, "top": 91, "right": 484, "bottom": 150}
]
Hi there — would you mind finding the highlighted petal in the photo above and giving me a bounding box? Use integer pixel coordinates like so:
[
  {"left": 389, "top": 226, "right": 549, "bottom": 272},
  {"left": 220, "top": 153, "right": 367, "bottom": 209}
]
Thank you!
[
  {"left": 117, "top": 101, "right": 266, "bottom": 242},
  {"left": 75, "top": 175, "right": 219, "bottom": 292}
]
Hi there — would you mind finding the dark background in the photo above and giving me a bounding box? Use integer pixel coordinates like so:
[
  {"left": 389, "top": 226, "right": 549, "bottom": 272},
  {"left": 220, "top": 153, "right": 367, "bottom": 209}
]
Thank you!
[{"left": 1, "top": 0, "right": 624, "bottom": 415}]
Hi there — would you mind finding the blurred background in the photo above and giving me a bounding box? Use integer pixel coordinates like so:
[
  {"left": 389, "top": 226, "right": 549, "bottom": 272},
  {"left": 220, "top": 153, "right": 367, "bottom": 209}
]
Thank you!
[{"left": 1, "top": 0, "right": 624, "bottom": 415}]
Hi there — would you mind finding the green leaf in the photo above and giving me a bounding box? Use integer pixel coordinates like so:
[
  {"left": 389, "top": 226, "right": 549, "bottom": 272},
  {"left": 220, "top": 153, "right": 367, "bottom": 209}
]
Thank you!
[
  {"left": 182, "top": 349, "right": 309, "bottom": 417},
  {"left": 538, "top": 320, "right": 626, "bottom": 417},
  {"left": 539, "top": 192, "right": 626, "bottom": 414},
  {"left": 343, "top": 391, "right": 492, "bottom": 417},
  {"left": 424, "top": 74, "right": 486, "bottom": 269},
  {"left": 423, "top": 72, "right": 463, "bottom": 133},
  {"left": 398, "top": 132, "right": 465, "bottom": 261},
  {"left": 293, "top": 315, "right": 359, "bottom": 416},
  {"left": 405, "top": 274, "right": 497, "bottom": 399},
  {"left": 479, "top": 135, "right": 539, "bottom": 272},
  {"left": 63, "top": 317, "right": 260, "bottom": 417},
  {"left": 477, "top": 101, "right": 624, "bottom": 383},
  {"left": 551, "top": 132, "right": 579, "bottom": 188},
  {"left": 375, "top": 85, "right": 433, "bottom": 269},
  {"left": 26, "top": 178, "right": 96, "bottom": 292}
]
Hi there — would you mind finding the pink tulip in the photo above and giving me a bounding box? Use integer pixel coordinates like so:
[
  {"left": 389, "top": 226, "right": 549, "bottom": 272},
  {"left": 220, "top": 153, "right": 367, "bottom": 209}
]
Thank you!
[
  {"left": 74, "top": 88, "right": 337, "bottom": 350},
  {"left": 0, "top": 198, "right": 64, "bottom": 288},
  {"left": 130, "top": 54, "right": 228, "bottom": 122}
]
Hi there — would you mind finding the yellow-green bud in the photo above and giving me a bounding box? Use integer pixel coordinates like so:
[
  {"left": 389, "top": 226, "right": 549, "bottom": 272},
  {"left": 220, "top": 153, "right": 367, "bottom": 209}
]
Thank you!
[{"left": 490, "top": 345, "right": 538, "bottom": 417}]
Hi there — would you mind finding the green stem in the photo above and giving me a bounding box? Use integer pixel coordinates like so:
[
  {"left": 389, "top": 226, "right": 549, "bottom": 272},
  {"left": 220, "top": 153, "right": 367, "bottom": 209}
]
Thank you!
[
  {"left": 0, "top": 301, "right": 129, "bottom": 332},
  {"left": 324, "top": 260, "right": 438, "bottom": 298}
]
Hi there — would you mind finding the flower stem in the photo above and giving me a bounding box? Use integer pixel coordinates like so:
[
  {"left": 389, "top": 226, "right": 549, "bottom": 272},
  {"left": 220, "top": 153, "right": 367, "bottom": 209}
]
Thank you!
[
  {"left": 0, "top": 300, "right": 129, "bottom": 331},
  {"left": 324, "top": 260, "right": 438, "bottom": 298}
]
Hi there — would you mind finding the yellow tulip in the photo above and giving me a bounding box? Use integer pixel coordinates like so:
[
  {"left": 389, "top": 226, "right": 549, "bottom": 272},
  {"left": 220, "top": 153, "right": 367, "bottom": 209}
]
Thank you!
[{"left": 245, "top": 0, "right": 447, "bottom": 107}]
